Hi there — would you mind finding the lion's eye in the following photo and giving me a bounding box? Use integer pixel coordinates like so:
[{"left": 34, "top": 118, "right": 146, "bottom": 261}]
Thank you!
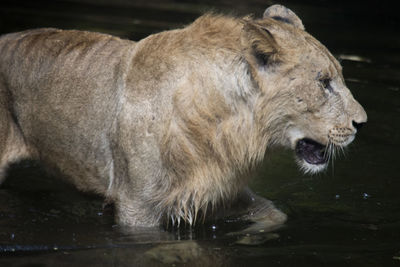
[{"left": 321, "top": 78, "right": 333, "bottom": 93}]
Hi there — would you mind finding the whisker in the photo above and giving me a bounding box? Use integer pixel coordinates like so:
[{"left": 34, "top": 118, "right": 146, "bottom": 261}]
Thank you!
[
  {"left": 340, "top": 144, "right": 348, "bottom": 158},
  {"left": 323, "top": 140, "right": 330, "bottom": 160},
  {"left": 330, "top": 141, "right": 336, "bottom": 175}
]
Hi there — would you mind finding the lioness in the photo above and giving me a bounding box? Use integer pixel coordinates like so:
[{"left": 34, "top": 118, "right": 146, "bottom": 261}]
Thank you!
[{"left": 0, "top": 5, "right": 366, "bottom": 228}]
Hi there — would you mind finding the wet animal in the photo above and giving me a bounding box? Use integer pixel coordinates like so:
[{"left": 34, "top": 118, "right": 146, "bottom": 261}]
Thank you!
[{"left": 0, "top": 5, "right": 367, "bottom": 227}]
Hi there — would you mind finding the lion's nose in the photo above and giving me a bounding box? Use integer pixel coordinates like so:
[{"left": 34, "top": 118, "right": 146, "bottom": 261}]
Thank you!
[
  {"left": 350, "top": 98, "right": 367, "bottom": 132},
  {"left": 352, "top": 120, "right": 366, "bottom": 131}
]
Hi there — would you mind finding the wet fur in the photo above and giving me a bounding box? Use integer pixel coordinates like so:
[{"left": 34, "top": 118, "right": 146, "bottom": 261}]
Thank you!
[{"left": 0, "top": 6, "right": 366, "bottom": 227}]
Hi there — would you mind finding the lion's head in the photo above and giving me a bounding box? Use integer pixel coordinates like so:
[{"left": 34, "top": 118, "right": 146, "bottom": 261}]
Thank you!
[{"left": 243, "top": 5, "right": 367, "bottom": 174}]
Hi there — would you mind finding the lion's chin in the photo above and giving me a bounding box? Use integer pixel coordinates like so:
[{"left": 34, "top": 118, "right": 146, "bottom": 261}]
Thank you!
[{"left": 295, "top": 138, "right": 328, "bottom": 174}]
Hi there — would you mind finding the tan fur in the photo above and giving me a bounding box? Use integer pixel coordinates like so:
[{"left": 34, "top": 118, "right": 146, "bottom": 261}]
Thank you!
[{"left": 0, "top": 5, "right": 366, "bottom": 227}]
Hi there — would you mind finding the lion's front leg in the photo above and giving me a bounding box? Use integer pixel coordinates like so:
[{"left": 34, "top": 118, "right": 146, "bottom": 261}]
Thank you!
[
  {"left": 225, "top": 187, "right": 287, "bottom": 233},
  {"left": 115, "top": 197, "right": 162, "bottom": 228}
]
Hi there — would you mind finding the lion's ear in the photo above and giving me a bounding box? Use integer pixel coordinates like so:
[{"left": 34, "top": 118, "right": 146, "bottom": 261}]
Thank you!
[
  {"left": 263, "top": 5, "right": 304, "bottom": 30},
  {"left": 242, "top": 22, "right": 280, "bottom": 66}
]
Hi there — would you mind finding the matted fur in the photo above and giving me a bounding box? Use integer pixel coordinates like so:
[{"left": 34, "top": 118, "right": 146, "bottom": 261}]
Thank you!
[{"left": 0, "top": 5, "right": 366, "bottom": 227}]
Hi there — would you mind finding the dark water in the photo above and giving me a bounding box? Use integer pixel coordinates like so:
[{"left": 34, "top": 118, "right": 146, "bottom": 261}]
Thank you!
[{"left": 0, "top": 1, "right": 399, "bottom": 266}]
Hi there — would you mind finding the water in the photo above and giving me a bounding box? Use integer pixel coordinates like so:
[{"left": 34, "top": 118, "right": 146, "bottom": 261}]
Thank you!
[{"left": 0, "top": 1, "right": 399, "bottom": 266}]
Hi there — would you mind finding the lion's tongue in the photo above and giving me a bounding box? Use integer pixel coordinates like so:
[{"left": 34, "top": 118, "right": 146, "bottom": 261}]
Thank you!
[{"left": 295, "top": 138, "right": 326, "bottom": 165}]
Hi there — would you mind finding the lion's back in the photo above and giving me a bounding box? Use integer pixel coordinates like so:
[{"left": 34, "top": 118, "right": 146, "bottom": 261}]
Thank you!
[{"left": 0, "top": 28, "right": 135, "bottom": 84}]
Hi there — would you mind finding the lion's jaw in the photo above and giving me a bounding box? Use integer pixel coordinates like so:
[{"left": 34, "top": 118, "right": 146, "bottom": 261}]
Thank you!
[{"left": 286, "top": 127, "right": 354, "bottom": 174}]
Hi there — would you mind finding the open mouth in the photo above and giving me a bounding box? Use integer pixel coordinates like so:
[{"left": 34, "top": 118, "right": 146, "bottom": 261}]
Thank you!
[{"left": 295, "top": 138, "right": 327, "bottom": 165}]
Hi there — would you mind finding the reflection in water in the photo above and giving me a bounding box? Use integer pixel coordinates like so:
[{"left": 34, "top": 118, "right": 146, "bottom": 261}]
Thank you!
[
  {"left": 0, "top": 0, "right": 399, "bottom": 266},
  {"left": 144, "top": 241, "right": 223, "bottom": 265},
  {"left": 338, "top": 54, "right": 372, "bottom": 63}
]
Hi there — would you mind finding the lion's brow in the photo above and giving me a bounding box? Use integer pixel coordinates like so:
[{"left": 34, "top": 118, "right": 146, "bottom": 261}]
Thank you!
[{"left": 304, "top": 35, "right": 342, "bottom": 75}]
